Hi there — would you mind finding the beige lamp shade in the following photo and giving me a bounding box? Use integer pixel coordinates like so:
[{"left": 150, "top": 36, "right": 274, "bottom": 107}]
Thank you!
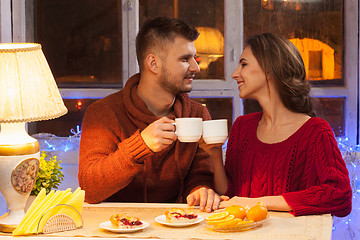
[
  {"left": 195, "top": 27, "right": 224, "bottom": 57},
  {"left": 0, "top": 43, "right": 67, "bottom": 123},
  {"left": 0, "top": 43, "right": 67, "bottom": 230}
]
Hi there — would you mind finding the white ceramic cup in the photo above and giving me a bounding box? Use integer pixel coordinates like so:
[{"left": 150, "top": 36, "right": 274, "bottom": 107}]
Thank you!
[
  {"left": 173, "top": 118, "right": 203, "bottom": 142},
  {"left": 202, "top": 119, "right": 228, "bottom": 144}
]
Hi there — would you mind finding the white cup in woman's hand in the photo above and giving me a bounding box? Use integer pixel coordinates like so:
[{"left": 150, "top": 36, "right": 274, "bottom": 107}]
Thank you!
[{"left": 202, "top": 119, "right": 228, "bottom": 144}]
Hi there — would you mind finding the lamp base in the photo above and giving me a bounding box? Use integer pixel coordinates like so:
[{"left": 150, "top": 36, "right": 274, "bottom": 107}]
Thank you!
[
  {"left": 0, "top": 123, "right": 40, "bottom": 232},
  {"left": 0, "top": 210, "right": 24, "bottom": 233},
  {"left": 0, "top": 223, "right": 17, "bottom": 233},
  {"left": 0, "top": 152, "right": 40, "bottom": 232},
  {"left": 0, "top": 209, "right": 25, "bottom": 225}
]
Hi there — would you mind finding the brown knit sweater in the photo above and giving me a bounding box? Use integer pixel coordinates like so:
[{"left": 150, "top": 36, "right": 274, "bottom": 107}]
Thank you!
[{"left": 78, "top": 74, "right": 218, "bottom": 204}]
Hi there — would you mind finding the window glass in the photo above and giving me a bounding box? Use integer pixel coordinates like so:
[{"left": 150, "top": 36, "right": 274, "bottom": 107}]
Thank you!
[
  {"left": 192, "top": 98, "right": 233, "bottom": 131},
  {"left": 139, "top": 0, "right": 225, "bottom": 80},
  {"left": 30, "top": 99, "right": 98, "bottom": 137},
  {"left": 244, "top": 0, "right": 343, "bottom": 86},
  {"left": 35, "top": 0, "right": 122, "bottom": 87},
  {"left": 312, "top": 97, "right": 345, "bottom": 137}
]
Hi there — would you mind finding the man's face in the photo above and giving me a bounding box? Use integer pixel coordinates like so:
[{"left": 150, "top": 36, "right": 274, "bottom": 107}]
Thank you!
[{"left": 157, "top": 36, "right": 200, "bottom": 95}]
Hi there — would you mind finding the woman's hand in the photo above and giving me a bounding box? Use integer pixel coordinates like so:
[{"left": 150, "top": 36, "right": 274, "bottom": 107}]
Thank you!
[
  {"left": 219, "top": 195, "right": 292, "bottom": 212},
  {"left": 219, "top": 196, "right": 260, "bottom": 209}
]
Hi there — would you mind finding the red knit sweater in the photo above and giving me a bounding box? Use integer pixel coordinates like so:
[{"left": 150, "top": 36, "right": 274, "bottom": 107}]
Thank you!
[
  {"left": 225, "top": 112, "right": 352, "bottom": 217},
  {"left": 79, "top": 74, "right": 218, "bottom": 204}
]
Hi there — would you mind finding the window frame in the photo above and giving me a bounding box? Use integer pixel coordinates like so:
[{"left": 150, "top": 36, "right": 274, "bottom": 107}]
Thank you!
[
  {"left": 307, "top": 0, "right": 359, "bottom": 145},
  {"left": 1, "top": 0, "right": 358, "bottom": 145}
]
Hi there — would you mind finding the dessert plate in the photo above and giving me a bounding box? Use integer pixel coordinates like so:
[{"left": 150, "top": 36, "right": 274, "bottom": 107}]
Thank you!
[
  {"left": 99, "top": 220, "right": 149, "bottom": 233},
  {"left": 155, "top": 214, "right": 204, "bottom": 227}
]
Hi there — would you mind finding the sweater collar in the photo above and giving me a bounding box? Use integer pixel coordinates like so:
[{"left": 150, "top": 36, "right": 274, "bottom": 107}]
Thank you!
[{"left": 123, "top": 74, "right": 157, "bottom": 128}]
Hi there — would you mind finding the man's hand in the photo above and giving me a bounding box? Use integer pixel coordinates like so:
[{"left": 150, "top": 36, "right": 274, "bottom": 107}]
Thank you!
[
  {"left": 186, "top": 187, "right": 221, "bottom": 212},
  {"left": 141, "top": 117, "right": 177, "bottom": 152}
]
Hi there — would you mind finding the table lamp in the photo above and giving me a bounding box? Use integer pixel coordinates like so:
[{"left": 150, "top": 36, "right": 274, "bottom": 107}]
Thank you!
[
  {"left": 194, "top": 27, "right": 224, "bottom": 70},
  {"left": 0, "top": 43, "right": 67, "bottom": 232}
]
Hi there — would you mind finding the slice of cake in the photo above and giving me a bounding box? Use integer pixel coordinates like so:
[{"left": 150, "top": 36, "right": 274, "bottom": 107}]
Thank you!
[
  {"left": 165, "top": 208, "right": 198, "bottom": 223},
  {"left": 110, "top": 213, "right": 143, "bottom": 229}
]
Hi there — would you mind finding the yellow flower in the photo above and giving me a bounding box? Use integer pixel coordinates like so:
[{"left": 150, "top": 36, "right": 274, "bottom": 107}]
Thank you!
[{"left": 31, "top": 151, "right": 64, "bottom": 195}]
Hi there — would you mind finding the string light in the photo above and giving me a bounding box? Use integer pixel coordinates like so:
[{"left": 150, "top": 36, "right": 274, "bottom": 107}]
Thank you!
[
  {"left": 332, "top": 137, "right": 360, "bottom": 240},
  {"left": 76, "top": 100, "right": 83, "bottom": 110},
  {"left": 34, "top": 126, "right": 81, "bottom": 153}
]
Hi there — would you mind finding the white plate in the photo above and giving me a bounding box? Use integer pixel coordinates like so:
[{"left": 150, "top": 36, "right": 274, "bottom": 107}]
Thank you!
[
  {"left": 155, "top": 214, "right": 204, "bottom": 227},
  {"left": 99, "top": 220, "right": 149, "bottom": 233}
]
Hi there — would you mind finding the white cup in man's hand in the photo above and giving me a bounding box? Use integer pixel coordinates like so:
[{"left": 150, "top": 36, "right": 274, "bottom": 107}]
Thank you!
[
  {"left": 173, "top": 118, "right": 203, "bottom": 142},
  {"left": 202, "top": 119, "right": 228, "bottom": 144}
]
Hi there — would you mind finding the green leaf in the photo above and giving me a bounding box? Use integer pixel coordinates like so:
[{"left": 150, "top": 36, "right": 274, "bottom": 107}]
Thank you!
[{"left": 31, "top": 151, "right": 65, "bottom": 196}]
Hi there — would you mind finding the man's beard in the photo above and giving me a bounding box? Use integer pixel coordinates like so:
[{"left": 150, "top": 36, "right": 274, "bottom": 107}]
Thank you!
[{"left": 159, "top": 68, "right": 192, "bottom": 96}]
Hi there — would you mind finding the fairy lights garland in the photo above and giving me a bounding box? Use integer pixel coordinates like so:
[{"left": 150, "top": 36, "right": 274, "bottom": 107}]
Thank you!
[
  {"left": 332, "top": 137, "right": 360, "bottom": 240},
  {"left": 33, "top": 125, "right": 81, "bottom": 153}
]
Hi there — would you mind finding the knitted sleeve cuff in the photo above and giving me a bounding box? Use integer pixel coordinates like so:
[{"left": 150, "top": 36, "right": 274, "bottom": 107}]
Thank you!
[
  {"left": 121, "top": 130, "right": 153, "bottom": 164},
  {"left": 282, "top": 192, "right": 315, "bottom": 216}
]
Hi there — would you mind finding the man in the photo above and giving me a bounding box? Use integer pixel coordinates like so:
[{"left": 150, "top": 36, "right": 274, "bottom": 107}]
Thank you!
[{"left": 78, "top": 17, "right": 222, "bottom": 212}]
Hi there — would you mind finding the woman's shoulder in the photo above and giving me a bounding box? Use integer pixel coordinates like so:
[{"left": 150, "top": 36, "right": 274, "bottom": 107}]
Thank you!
[
  {"left": 304, "top": 117, "right": 333, "bottom": 133},
  {"left": 295, "top": 117, "right": 336, "bottom": 144}
]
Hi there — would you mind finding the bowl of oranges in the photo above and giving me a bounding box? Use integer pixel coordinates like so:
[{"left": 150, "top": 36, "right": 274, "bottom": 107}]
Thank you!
[{"left": 206, "top": 202, "right": 269, "bottom": 232}]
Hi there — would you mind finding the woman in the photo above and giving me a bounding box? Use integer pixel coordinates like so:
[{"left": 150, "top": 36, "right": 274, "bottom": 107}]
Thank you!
[{"left": 214, "top": 33, "right": 352, "bottom": 217}]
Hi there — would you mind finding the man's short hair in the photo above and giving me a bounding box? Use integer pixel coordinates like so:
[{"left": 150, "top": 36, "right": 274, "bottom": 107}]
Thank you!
[{"left": 136, "top": 17, "right": 199, "bottom": 71}]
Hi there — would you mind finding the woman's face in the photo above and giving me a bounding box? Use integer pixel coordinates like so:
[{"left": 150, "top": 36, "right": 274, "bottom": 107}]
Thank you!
[{"left": 231, "top": 46, "right": 268, "bottom": 100}]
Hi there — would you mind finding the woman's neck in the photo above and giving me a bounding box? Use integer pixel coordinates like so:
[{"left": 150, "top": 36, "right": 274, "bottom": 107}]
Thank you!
[
  {"left": 257, "top": 97, "right": 310, "bottom": 143},
  {"left": 257, "top": 94, "right": 291, "bottom": 126}
]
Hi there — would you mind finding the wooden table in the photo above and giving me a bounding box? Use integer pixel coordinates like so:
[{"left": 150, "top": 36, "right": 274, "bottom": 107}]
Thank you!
[{"left": 0, "top": 202, "right": 333, "bottom": 240}]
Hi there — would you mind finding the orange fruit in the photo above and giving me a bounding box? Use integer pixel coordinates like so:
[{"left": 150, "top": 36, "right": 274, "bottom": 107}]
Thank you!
[
  {"left": 225, "top": 205, "right": 246, "bottom": 220},
  {"left": 207, "top": 215, "right": 235, "bottom": 225},
  {"left": 238, "top": 220, "right": 254, "bottom": 224},
  {"left": 246, "top": 202, "right": 268, "bottom": 222},
  {"left": 216, "top": 218, "right": 241, "bottom": 227},
  {"left": 205, "top": 211, "right": 229, "bottom": 221}
]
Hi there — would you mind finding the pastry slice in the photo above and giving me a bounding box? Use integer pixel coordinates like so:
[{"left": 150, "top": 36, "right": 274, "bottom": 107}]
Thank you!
[
  {"left": 110, "top": 213, "right": 143, "bottom": 229},
  {"left": 165, "top": 208, "right": 198, "bottom": 223}
]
